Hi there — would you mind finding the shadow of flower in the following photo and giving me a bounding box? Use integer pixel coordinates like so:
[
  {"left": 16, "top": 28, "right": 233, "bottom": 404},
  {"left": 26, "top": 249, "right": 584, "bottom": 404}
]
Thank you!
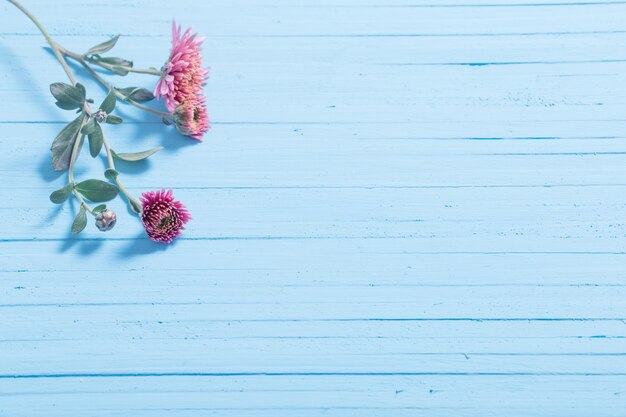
[{"left": 118, "top": 231, "right": 170, "bottom": 258}]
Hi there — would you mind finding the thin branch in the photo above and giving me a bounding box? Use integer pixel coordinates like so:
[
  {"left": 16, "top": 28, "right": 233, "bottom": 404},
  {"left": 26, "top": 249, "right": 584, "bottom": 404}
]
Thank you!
[
  {"left": 7, "top": 0, "right": 76, "bottom": 85},
  {"left": 68, "top": 128, "right": 94, "bottom": 215},
  {"left": 61, "top": 47, "right": 172, "bottom": 119},
  {"left": 102, "top": 131, "right": 143, "bottom": 215},
  {"left": 127, "top": 98, "right": 172, "bottom": 118},
  {"left": 7, "top": 0, "right": 144, "bottom": 217},
  {"left": 86, "top": 56, "right": 162, "bottom": 76}
]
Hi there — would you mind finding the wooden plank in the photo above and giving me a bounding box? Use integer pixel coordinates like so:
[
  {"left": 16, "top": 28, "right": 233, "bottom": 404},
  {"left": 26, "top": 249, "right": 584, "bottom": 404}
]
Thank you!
[
  {"left": 1, "top": 376, "right": 626, "bottom": 417},
  {"left": 3, "top": 0, "right": 626, "bottom": 37},
  {"left": 1, "top": 0, "right": 625, "bottom": 415}
]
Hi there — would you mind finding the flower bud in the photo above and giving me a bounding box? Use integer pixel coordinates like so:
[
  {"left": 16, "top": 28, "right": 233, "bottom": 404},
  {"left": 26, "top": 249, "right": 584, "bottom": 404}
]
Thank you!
[
  {"left": 95, "top": 209, "right": 117, "bottom": 232},
  {"left": 94, "top": 110, "right": 107, "bottom": 123},
  {"left": 173, "top": 97, "right": 209, "bottom": 141}
]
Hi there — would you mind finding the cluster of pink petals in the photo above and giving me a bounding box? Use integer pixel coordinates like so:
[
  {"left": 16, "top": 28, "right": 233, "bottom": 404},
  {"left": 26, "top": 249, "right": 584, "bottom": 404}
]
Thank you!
[
  {"left": 173, "top": 95, "right": 209, "bottom": 140},
  {"left": 155, "top": 20, "right": 209, "bottom": 140},
  {"left": 141, "top": 189, "right": 191, "bottom": 244},
  {"left": 155, "top": 21, "right": 208, "bottom": 112}
]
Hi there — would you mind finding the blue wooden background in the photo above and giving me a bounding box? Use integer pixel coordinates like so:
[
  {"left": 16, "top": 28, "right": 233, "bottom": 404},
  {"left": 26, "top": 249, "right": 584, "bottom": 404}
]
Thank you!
[{"left": 1, "top": 0, "right": 626, "bottom": 415}]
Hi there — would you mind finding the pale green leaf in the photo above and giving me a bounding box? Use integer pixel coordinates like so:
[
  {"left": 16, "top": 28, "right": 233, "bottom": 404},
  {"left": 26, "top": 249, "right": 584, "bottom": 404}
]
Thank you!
[
  {"left": 71, "top": 206, "right": 87, "bottom": 234},
  {"left": 86, "top": 35, "right": 120, "bottom": 55},
  {"left": 75, "top": 179, "right": 119, "bottom": 202},
  {"left": 111, "top": 146, "right": 162, "bottom": 162},
  {"left": 51, "top": 116, "right": 84, "bottom": 171},
  {"left": 49, "top": 183, "right": 73, "bottom": 204}
]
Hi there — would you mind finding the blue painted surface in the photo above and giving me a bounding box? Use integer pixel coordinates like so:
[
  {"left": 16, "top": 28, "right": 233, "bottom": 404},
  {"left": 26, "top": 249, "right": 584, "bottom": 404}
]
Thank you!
[{"left": 1, "top": 0, "right": 626, "bottom": 415}]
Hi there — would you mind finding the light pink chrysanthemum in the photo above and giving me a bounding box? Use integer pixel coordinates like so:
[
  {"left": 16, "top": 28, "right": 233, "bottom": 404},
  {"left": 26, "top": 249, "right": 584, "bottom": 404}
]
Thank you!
[
  {"left": 141, "top": 189, "right": 191, "bottom": 244},
  {"left": 173, "top": 94, "right": 210, "bottom": 140},
  {"left": 154, "top": 20, "right": 208, "bottom": 112}
]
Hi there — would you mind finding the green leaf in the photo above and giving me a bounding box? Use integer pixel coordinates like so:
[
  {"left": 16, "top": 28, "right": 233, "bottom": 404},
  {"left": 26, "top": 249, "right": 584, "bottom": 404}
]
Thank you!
[
  {"left": 100, "top": 90, "right": 117, "bottom": 113},
  {"left": 117, "top": 87, "right": 154, "bottom": 103},
  {"left": 81, "top": 117, "right": 97, "bottom": 135},
  {"left": 92, "top": 204, "right": 107, "bottom": 214},
  {"left": 109, "top": 65, "right": 130, "bottom": 76},
  {"left": 49, "top": 183, "right": 73, "bottom": 204},
  {"left": 71, "top": 206, "right": 87, "bottom": 234},
  {"left": 75, "top": 179, "right": 119, "bottom": 202},
  {"left": 51, "top": 116, "right": 84, "bottom": 171},
  {"left": 88, "top": 123, "right": 104, "bottom": 158},
  {"left": 50, "top": 82, "right": 86, "bottom": 110},
  {"left": 111, "top": 146, "right": 162, "bottom": 162},
  {"left": 86, "top": 35, "right": 120, "bottom": 55},
  {"left": 104, "top": 168, "right": 119, "bottom": 180},
  {"left": 105, "top": 115, "right": 123, "bottom": 124}
]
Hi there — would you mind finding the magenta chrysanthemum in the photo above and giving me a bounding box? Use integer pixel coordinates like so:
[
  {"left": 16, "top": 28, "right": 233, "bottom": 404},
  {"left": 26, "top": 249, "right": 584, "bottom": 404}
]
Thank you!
[
  {"left": 173, "top": 95, "right": 210, "bottom": 140},
  {"left": 140, "top": 189, "right": 191, "bottom": 243},
  {"left": 154, "top": 20, "right": 208, "bottom": 112}
]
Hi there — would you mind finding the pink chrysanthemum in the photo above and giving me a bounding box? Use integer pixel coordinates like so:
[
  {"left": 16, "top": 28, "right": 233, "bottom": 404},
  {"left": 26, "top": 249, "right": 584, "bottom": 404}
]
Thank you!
[
  {"left": 154, "top": 20, "right": 208, "bottom": 112},
  {"left": 140, "top": 189, "right": 191, "bottom": 244},
  {"left": 173, "top": 94, "right": 210, "bottom": 140}
]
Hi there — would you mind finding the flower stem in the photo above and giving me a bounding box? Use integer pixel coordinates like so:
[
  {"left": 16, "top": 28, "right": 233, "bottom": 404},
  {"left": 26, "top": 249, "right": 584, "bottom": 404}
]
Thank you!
[
  {"left": 127, "top": 98, "right": 172, "bottom": 118},
  {"left": 86, "top": 56, "right": 162, "bottom": 76},
  {"left": 7, "top": 0, "right": 98, "bottom": 216},
  {"left": 101, "top": 132, "right": 143, "bottom": 216},
  {"left": 68, "top": 127, "right": 94, "bottom": 215},
  {"left": 72, "top": 189, "right": 94, "bottom": 215},
  {"left": 8, "top": 0, "right": 142, "bottom": 217},
  {"left": 7, "top": 0, "right": 77, "bottom": 85},
  {"left": 60, "top": 47, "right": 172, "bottom": 119},
  {"left": 124, "top": 67, "right": 162, "bottom": 76},
  {"left": 57, "top": 43, "right": 160, "bottom": 77}
]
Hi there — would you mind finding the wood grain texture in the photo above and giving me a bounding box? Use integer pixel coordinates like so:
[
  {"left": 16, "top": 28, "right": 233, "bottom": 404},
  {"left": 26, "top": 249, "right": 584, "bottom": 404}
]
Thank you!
[{"left": 1, "top": 0, "right": 626, "bottom": 415}]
